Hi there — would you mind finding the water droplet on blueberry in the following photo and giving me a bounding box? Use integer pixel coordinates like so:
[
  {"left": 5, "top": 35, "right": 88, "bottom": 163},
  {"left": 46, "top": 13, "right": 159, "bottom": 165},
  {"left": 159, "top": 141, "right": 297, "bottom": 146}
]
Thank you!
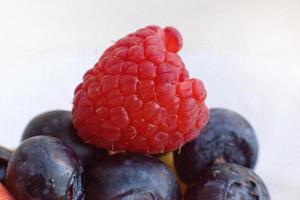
[
  {"left": 6, "top": 136, "right": 85, "bottom": 200},
  {"left": 22, "top": 110, "right": 108, "bottom": 167},
  {"left": 184, "top": 163, "right": 270, "bottom": 200}
]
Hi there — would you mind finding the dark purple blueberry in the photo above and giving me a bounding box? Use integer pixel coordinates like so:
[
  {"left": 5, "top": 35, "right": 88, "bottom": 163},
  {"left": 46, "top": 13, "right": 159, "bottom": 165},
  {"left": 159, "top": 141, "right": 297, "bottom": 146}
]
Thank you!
[
  {"left": 174, "top": 108, "right": 258, "bottom": 184},
  {"left": 185, "top": 163, "right": 270, "bottom": 200},
  {"left": 22, "top": 110, "right": 107, "bottom": 167},
  {"left": 0, "top": 146, "right": 12, "bottom": 183},
  {"left": 6, "top": 136, "right": 84, "bottom": 200},
  {"left": 86, "top": 153, "right": 181, "bottom": 200}
]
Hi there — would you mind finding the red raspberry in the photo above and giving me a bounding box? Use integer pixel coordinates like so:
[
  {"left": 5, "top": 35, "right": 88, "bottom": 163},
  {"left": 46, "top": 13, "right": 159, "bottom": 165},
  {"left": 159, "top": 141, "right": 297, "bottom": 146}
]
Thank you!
[{"left": 72, "top": 26, "right": 208, "bottom": 154}]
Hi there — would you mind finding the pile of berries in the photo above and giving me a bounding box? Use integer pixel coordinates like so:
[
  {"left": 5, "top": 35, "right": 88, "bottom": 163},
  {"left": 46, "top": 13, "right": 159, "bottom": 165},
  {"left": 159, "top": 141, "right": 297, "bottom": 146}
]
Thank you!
[{"left": 0, "top": 26, "right": 270, "bottom": 200}]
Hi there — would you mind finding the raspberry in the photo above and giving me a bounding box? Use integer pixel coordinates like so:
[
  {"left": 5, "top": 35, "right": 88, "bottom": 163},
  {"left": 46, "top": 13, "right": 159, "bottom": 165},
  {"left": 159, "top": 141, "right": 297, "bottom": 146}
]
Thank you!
[
  {"left": 0, "top": 184, "right": 14, "bottom": 200},
  {"left": 72, "top": 25, "right": 208, "bottom": 154}
]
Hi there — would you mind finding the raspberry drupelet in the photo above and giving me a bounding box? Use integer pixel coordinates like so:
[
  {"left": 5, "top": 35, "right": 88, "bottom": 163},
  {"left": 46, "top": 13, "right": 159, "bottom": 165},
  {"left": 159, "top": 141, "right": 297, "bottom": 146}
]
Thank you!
[{"left": 72, "top": 25, "right": 209, "bottom": 154}]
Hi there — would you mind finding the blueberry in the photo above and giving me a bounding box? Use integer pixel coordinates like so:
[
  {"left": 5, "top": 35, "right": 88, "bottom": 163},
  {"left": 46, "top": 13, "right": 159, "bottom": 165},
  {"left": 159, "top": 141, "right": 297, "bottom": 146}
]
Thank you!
[
  {"left": 6, "top": 136, "right": 84, "bottom": 200},
  {"left": 86, "top": 152, "right": 181, "bottom": 200},
  {"left": 0, "top": 146, "right": 12, "bottom": 183},
  {"left": 22, "top": 110, "right": 107, "bottom": 167},
  {"left": 174, "top": 108, "right": 258, "bottom": 184},
  {"left": 184, "top": 163, "right": 270, "bottom": 200}
]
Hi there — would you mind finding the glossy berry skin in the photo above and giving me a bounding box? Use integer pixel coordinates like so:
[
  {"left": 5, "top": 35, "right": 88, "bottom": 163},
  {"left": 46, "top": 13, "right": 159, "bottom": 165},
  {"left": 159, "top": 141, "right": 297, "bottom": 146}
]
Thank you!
[
  {"left": 86, "top": 152, "right": 181, "bottom": 200},
  {"left": 0, "top": 146, "right": 12, "bottom": 183},
  {"left": 184, "top": 163, "right": 270, "bottom": 200},
  {"left": 174, "top": 108, "right": 258, "bottom": 184},
  {"left": 22, "top": 110, "right": 107, "bottom": 167},
  {"left": 72, "top": 25, "right": 208, "bottom": 154},
  {"left": 6, "top": 136, "right": 84, "bottom": 200}
]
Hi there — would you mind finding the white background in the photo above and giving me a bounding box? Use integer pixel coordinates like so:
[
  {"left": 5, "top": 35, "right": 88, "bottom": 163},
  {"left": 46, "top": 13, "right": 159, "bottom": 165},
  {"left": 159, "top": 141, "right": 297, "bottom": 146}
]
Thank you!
[{"left": 0, "top": 0, "right": 299, "bottom": 199}]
